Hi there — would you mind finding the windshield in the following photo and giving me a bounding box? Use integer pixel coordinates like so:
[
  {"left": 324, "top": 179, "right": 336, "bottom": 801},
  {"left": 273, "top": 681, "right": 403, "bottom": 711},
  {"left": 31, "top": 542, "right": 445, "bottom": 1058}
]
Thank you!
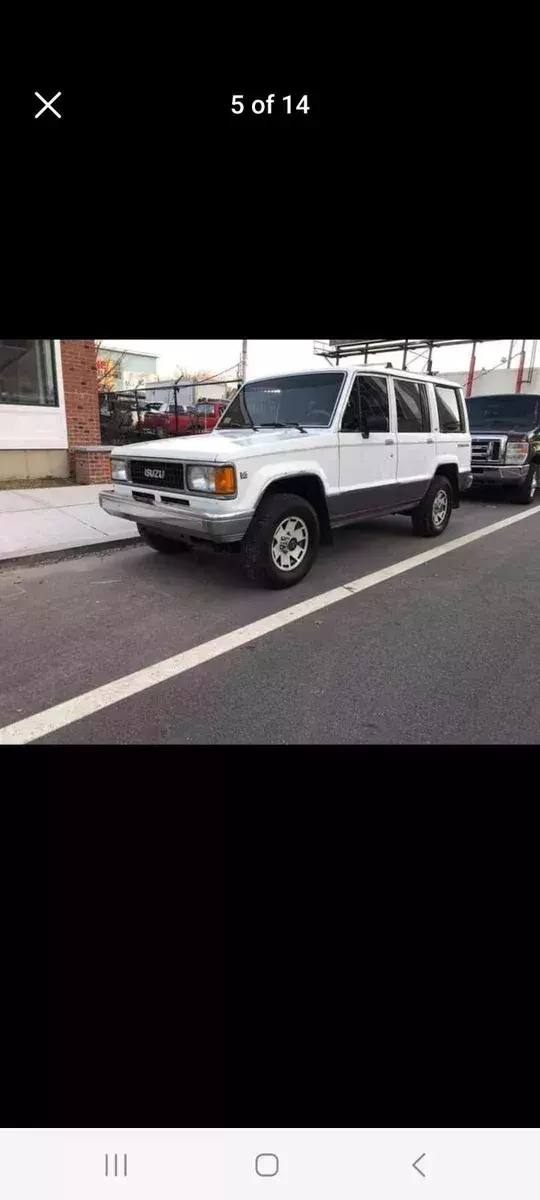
[
  {"left": 218, "top": 372, "right": 345, "bottom": 430},
  {"left": 467, "top": 394, "right": 539, "bottom": 431}
]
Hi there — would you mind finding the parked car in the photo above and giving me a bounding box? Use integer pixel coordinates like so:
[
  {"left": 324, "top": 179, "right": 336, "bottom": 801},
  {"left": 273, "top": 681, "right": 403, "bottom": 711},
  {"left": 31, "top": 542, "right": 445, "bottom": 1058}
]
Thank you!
[
  {"left": 142, "top": 400, "right": 191, "bottom": 437},
  {"left": 100, "top": 367, "right": 472, "bottom": 589},
  {"left": 467, "top": 392, "right": 540, "bottom": 503},
  {"left": 143, "top": 399, "right": 228, "bottom": 438},
  {"left": 100, "top": 394, "right": 159, "bottom": 437},
  {"left": 131, "top": 399, "right": 163, "bottom": 426}
]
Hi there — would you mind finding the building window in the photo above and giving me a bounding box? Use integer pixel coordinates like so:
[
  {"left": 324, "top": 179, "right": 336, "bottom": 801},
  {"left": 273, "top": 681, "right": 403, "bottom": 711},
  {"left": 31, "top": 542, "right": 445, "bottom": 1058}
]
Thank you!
[{"left": 0, "top": 339, "right": 58, "bottom": 406}]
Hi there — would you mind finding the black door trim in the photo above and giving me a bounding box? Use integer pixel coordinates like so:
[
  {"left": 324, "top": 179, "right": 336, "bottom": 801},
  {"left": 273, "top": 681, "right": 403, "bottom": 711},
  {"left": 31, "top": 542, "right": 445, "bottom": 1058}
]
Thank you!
[{"left": 328, "top": 479, "right": 429, "bottom": 526}]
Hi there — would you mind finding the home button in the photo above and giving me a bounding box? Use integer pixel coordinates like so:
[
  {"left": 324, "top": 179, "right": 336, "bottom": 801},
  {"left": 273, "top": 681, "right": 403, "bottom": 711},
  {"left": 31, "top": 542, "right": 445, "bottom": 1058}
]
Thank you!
[{"left": 255, "top": 1153, "right": 279, "bottom": 1177}]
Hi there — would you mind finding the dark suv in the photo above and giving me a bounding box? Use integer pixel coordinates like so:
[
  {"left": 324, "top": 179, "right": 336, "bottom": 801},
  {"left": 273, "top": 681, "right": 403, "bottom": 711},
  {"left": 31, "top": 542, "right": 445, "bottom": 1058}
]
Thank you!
[{"left": 467, "top": 393, "right": 540, "bottom": 503}]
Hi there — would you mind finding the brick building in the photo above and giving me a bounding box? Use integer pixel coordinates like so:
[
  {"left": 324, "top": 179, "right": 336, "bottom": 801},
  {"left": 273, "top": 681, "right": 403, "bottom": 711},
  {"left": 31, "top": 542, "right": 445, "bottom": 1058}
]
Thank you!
[{"left": 0, "top": 339, "right": 110, "bottom": 484}]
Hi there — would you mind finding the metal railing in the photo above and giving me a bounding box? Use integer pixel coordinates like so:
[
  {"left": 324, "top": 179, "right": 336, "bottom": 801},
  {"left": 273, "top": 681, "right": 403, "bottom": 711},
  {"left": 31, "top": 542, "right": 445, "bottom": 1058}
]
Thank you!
[{"left": 99, "top": 379, "right": 242, "bottom": 446}]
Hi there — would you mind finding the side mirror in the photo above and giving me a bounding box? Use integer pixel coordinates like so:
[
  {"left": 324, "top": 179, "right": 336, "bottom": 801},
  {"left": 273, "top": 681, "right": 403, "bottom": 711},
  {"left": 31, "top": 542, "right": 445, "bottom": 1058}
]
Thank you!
[{"left": 365, "top": 412, "right": 388, "bottom": 433}]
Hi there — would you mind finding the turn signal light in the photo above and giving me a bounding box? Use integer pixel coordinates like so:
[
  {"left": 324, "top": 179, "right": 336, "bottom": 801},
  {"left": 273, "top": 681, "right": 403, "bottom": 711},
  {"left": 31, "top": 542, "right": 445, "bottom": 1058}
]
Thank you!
[{"left": 214, "top": 466, "right": 236, "bottom": 494}]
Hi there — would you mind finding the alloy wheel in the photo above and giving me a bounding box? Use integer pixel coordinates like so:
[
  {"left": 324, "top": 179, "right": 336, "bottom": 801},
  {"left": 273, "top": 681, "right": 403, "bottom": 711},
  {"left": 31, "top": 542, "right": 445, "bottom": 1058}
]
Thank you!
[{"left": 271, "top": 517, "right": 309, "bottom": 572}]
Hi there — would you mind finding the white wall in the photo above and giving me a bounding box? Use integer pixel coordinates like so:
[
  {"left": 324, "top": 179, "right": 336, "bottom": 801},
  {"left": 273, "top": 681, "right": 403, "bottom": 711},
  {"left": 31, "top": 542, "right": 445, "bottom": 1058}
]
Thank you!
[
  {"left": 142, "top": 380, "right": 229, "bottom": 407},
  {"left": 194, "top": 382, "right": 228, "bottom": 401},
  {"left": 121, "top": 370, "right": 159, "bottom": 390},
  {"left": 0, "top": 340, "right": 68, "bottom": 450},
  {"left": 444, "top": 367, "right": 540, "bottom": 396}
]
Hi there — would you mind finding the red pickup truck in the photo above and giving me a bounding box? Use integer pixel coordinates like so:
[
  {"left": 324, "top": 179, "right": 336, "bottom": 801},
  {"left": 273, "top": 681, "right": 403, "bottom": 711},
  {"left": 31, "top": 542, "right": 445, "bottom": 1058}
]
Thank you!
[{"left": 143, "top": 400, "right": 228, "bottom": 439}]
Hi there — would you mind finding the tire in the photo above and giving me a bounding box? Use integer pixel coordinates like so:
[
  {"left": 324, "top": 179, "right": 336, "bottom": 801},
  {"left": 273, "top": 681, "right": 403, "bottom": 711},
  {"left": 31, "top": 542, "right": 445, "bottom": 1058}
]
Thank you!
[
  {"left": 411, "top": 475, "right": 453, "bottom": 537},
  {"left": 515, "top": 464, "right": 538, "bottom": 505},
  {"left": 241, "top": 493, "right": 320, "bottom": 588},
  {"left": 137, "top": 525, "right": 191, "bottom": 553}
]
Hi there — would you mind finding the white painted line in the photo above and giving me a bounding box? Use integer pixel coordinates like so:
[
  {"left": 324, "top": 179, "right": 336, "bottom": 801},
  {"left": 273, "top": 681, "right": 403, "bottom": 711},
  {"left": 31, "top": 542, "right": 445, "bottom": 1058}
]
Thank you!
[{"left": 1, "top": 504, "right": 539, "bottom": 745}]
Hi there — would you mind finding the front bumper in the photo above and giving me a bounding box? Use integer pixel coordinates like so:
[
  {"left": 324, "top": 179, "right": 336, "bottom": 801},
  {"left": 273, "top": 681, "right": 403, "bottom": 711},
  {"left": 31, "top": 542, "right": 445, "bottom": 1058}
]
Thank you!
[
  {"left": 99, "top": 489, "right": 253, "bottom": 543},
  {"left": 459, "top": 470, "right": 474, "bottom": 492},
  {"left": 471, "top": 463, "right": 531, "bottom": 485}
]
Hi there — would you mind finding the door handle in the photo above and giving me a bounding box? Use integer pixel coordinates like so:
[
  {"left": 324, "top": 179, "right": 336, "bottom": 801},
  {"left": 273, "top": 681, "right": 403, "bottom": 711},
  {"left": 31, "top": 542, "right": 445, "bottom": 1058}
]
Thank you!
[
  {"left": 385, "top": 438, "right": 394, "bottom": 445},
  {"left": 426, "top": 438, "right": 434, "bottom": 444}
]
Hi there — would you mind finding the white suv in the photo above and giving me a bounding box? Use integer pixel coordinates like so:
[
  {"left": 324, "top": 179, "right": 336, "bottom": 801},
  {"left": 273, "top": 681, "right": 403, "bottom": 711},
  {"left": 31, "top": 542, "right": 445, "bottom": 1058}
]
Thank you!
[{"left": 100, "top": 367, "right": 472, "bottom": 588}]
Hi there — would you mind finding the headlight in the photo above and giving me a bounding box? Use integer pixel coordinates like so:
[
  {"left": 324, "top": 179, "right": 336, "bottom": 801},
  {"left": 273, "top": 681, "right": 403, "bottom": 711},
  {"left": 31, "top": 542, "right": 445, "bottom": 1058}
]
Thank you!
[
  {"left": 186, "top": 464, "right": 236, "bottom": 495},
  {"left": 111, "top": 457, "right": 128, "bottom": 481},
  {"left": 505, "top": 440, "right": 529, "bottom": 463}
]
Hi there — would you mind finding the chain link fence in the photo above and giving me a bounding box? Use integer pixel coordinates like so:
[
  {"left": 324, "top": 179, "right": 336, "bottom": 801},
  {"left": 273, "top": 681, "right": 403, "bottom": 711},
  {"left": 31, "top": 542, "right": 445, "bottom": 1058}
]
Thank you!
[{"left": 99, "top": 379, "right": 241, "bottom": 446}]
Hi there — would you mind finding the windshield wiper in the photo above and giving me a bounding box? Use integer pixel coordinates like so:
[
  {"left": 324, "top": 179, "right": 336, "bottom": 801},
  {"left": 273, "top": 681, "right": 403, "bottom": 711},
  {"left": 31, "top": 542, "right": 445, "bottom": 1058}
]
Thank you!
[
  {"left": 221, "top": 421, "right": 251, "bottom": 429},
  {"left": 259, "top": 421, "right": 308, "bottom": 433}
]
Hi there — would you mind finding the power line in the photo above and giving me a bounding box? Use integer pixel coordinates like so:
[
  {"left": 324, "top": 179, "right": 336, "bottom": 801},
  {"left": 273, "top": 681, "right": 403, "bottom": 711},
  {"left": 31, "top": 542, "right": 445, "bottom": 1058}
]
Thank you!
[
  {"left": 472, "top": 345, "right": 526, "bottom": 383},
  {"left": 174, "top": 363, "right": 241, "bottom": 386},
  {"left": 199, "top": 362, "right": 242, "bottom": 382}
]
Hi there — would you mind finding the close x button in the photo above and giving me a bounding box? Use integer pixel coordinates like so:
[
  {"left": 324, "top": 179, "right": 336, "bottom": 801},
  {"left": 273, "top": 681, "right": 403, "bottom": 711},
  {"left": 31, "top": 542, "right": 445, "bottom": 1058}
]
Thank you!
[{"left": 34, "top": 91, "right": 61, "bottom": 119}]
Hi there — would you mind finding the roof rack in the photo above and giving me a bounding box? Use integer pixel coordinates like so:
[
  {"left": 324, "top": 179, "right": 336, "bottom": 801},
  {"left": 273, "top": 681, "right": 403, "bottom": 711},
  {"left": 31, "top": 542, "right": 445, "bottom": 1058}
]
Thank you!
[
  {"left": 314, "top": 339, "right": 534, "bottom": 395},
  {"left": 315, "top": 338, "right": 487, "bottom": 368}
]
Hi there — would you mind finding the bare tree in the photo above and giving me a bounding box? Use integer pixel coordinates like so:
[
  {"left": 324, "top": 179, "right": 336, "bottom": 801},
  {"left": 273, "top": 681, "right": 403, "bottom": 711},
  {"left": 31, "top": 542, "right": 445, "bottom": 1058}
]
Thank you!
[
  {"left": 173, "top": 366, "right": 221, "bottom": 382},
  {"left": 95, "top": 340, "right": 129, "bottom": 392}
]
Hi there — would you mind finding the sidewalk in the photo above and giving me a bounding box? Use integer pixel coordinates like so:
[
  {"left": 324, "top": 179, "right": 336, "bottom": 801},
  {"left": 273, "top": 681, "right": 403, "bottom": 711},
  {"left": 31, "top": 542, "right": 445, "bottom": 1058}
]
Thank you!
[{"left": 0, "top": 484, "right": 140, "bottom": 565}]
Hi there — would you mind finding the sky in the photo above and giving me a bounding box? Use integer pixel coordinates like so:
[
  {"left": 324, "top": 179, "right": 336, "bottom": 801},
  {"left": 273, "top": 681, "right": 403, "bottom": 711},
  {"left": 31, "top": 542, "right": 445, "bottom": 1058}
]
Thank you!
[{"left": 103, "top": 339, "right": 532, "bottom": 382}]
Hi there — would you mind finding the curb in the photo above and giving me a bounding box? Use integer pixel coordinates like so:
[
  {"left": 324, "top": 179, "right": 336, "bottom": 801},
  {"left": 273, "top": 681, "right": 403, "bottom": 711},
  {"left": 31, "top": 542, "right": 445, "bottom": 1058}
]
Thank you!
[{"left": 0, "top": 535, "right": 141, "bottom": 570}]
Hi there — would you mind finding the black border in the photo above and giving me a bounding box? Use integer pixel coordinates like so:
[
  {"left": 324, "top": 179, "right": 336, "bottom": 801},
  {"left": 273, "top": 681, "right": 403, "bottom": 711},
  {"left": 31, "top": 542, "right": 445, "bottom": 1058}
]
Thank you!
[
  {"left": 3, "top": 759, "right": 535, "bottom": 1129},
  {"left": 2, "top": 60, "right": 537, "bottom": 331},
  {"left": 2, "top": 49, "right": 537, "bottom": 1131}
]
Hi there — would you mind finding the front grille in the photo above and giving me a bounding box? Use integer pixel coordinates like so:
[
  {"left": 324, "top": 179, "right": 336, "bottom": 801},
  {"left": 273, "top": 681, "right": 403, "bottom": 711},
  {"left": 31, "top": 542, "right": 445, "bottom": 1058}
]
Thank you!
[
  {"left": 129, "top": 459, "right": 184, "bottom": 491},
  {"left": 471, "top": 438, "right": 501, "bottom": 464}
]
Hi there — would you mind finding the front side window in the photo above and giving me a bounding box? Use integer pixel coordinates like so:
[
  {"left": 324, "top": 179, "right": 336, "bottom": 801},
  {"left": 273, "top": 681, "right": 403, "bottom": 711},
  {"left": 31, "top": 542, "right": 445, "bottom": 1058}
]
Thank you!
[
  {"left": 218, "top": 372, "right": 345, "bottom": 429},
  {"left": 340, "top": 375, "right": 389, "bottom": 432},
  {"left": 435, "top": 385, "right": 465, "bottom": 433},
  {"left": 0, "top": 339, "right": 58, "bottom": 406},
  {"left": 394, "top": 378, "right": 430, "bottom": 433},
  {"left": 358, "top": 375, "right": 389, "bottom": 431}
]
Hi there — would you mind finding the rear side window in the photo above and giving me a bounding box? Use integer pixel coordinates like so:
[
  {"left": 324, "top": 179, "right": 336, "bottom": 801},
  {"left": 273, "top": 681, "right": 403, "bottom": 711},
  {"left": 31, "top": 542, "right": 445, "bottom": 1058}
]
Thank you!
[
  {"left": 394, "top": 379, "right": 431, "bottom": 433},
  {"left": 435, "top": 385, "right": 465, "bottom": 433}
]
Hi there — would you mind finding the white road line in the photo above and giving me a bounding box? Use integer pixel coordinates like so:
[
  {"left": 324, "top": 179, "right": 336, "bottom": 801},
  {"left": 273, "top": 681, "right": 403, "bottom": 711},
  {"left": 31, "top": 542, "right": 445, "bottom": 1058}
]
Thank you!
[{"left": 1, "top": 505, "right": 539, "bottom": 745}]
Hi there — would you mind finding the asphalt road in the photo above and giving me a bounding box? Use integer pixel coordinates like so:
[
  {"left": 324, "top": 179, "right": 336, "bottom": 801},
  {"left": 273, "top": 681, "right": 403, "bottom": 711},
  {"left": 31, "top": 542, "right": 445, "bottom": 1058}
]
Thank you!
[{"left": 1, "top": 489, "right": 539, "bottom": 744}]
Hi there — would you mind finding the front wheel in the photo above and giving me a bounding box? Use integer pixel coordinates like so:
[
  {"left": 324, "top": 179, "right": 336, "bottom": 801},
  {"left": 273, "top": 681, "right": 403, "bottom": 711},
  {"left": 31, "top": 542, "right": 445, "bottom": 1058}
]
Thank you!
[
  {"left": 411, "top": 475, "right": 453, "bottom": 537},
  {"left": 241, "top": 493, "right": 320, "bottom": 588},
  {"left": 515, "top": 464, "right": 538, "bottom": 505}
]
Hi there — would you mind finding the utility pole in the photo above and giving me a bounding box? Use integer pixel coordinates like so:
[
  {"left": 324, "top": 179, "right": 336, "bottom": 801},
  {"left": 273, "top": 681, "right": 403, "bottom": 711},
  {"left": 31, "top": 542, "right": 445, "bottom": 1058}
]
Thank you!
[
  {"left": 465, "top": 341, "right": 477, "bottom": 398},
  {"left": 241, "top": 339, "right": 248, "bottom": 383},
  {"left": 515, "top": 339, "right": 526, "bottom": 394}
]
